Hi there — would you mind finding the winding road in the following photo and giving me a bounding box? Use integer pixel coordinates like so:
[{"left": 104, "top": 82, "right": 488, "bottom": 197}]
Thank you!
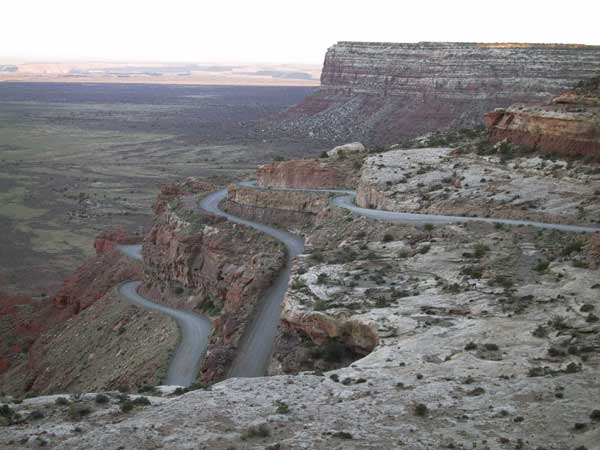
[
  {"left": 117, "top": 244, "right": 211, "bottom": 387},
  {"left": 118, "top": 182, "right": 600, "bottom": 386}
]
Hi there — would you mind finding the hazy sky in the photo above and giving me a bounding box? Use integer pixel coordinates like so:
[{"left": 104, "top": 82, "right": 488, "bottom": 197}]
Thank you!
[{"left": 2, "top": 0, "right": 599, "bottom": 64}]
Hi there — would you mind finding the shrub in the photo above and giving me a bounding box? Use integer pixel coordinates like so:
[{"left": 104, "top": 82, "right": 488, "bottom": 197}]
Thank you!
[
  {"left": 414, "top": 403, "right": 428, "bottom": 416},
  {"left": 55, "top": 397, "right": 70, "bottom": 406},
  {"left": 332, "top": 431, "right": 353, "bottom": 439},
  {"left": 319, "top": 151, "right": 328, "bottom": 158},
  {"left": 68, "top": 404, "right": 92, "bottom": 420},
  {"left": 95, "top": 394, "right": 110, "bottom": 405},
  {"left": 132, "top": 396, "right": 151, "bottom": 406},
  {"left": 241, "top": 423, "right": 270, "bottom": 440},
  {"left": 27, "top": 410, "right": 44, "bottom": 421},
  {"left": 274, "top": 400, "right": 289, "bottom": 414},
  {"left": 417, "top": 245, "right": 431, "bottom": 255},
  {"left": 473, "top": 242, "right": 490, "bottom": 258},
  {"left": 382, "top": 233, "right": 394, "bottom": 242},
  {"left": 423, "top": 223, "right": 434, "bottom": 232},
  {"left": 534, "top": 260, "right": 549, "bottom": 272},
  {"left": 120, "top": 401, "right": 135, "bottom": 413},
  {"left": 562, "top": 240, "right": 584, "bottom": 256}
]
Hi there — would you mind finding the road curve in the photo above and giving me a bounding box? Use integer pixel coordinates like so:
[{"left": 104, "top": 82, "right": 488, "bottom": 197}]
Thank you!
[
  {"left": 117, "top": 244, "right": 211, "bottom": 387},
  {"left": 199, "top": 189, "right": 304, "bottom": 377},
  {"left": 115, "top": 180, "right": 599, "bottom": 385}
]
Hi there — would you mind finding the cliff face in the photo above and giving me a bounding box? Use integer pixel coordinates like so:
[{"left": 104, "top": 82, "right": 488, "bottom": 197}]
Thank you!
[
  {"left": 485, "top": 80, "right": 600, "bottom": 159},
  {"left": 257, "top": 159, "right": 360, "bottom": 189},
  {"left": 223, "top": 184, "right": 330, "bottom": 229},
  {"left": 281, "top": 41, "right": 600, "bottom": 145},
  {"left": 142, "top": 183, "right": 285, "bottom": 383}
]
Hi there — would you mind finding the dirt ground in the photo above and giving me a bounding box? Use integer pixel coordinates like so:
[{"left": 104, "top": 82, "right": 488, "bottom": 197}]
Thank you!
[{"left": 0, "top": 82, "right": 322, "bottom": 295}]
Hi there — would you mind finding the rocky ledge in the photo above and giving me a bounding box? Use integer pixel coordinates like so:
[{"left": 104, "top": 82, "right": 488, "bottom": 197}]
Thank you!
[
  {"left": 356, "top": 146, "right": 600, "bottom": 227},
  {"left": 485, "top": 77, "right": 600, "bottom": 160},
  {"left": 141, "top": 180, "right": 285, "bottom": 383}
]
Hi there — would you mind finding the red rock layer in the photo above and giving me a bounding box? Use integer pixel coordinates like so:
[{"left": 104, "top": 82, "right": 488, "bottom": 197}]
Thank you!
[
  {"left": 257, "top": 159, "right": 359, "bottom": 189},
  {"left": 485, "top": 90, "right": 600, "bottom": 159}
]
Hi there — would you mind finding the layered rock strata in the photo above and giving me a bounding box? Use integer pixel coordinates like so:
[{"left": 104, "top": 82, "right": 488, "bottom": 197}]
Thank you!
[
  {"left": 485, "top": 82, "right": 600, "bottom": 159},
  {"left": 223, "top": 184, "right": 330, "bottom": 229},
  {"left": 280, "top": 41, "right": 600, "bottom": 144},
  {"left": 257, "top": 158, "right": 360, "bottom": 189}
]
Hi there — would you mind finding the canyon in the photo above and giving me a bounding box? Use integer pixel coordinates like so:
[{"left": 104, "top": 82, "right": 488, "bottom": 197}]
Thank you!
[
  {"left": 2, "top": 137, "right": 599, "bottom": 448},
  {"left": 279, "top": 41, "right": 600, "bottom": 145},
  {"left": 1, "top": 46, "right": 600, "bottom": 449}
]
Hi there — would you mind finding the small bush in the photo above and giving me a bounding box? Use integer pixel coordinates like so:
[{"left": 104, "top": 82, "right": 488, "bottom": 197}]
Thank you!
[
  {"left": 274, "top": 400, "right": 289, "bottom": 414},
  {"left": 27, "top": 410, "right": 44, "bottom": 421},
  {"left": 382, "top": 233, "right": 394, "bottom": 243},
  {"left": 473, "top": 242, "right": 490, "bottom": 258},
  {"left": 242, "top": 423, "right": 271, "bottom": 440},
  {"left": 562, "top": 240, "right": 584, "bottom": 256},
  {"left": 332, "top": 431, "right": 353, "bottom": 439},
  {"left": 68, "top": 404, "right": 92, "bottom": 420},
  {"left": 319, "top": 151, "right": 328, "bottom": 158},
  {"left": 120, "top": 401, "right": 134, "bottom": 413},
  {"left": 423, "top": 223, "right": 434, "bottom": 232},
  {"left": 95, "top": 394, "right": 110, "bottom": 405},
  {"left": 55, "top": 397, "right": 70, "bottom": 406},
  {"left": 534, "top": 260, "right": 549, "bottom": 272},
  {"left": 414, "top": 403, "right": 428, "bottom": 416}
]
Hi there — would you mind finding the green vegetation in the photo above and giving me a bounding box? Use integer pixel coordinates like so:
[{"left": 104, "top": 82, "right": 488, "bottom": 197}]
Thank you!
[
  {"left": 274, "top": 400, "right": 289, "bottom": 414},
  {"left": 309, "top": 338, "right": 347, "bottom": 362},
  {"left": 67, "top": 404, "right": 92, "bottom": 420},
  {"left": 473, "top": 242, "right": 490, "bottom": 258},
  {"left": 241, "top": 423, "right": 270, "bottom": 440}
]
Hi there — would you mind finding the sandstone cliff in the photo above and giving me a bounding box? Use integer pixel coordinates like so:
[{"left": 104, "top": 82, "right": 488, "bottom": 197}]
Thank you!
[
  {"left": 279, "top": 41, "right": 600, "bottom": 145},
  {"left": 223, "top": 183, "right": 330, "bottom": 229},
  {"left": 142, "top": 181, "right": 285, "bottom": 383},
  {"left": 257, "top": 158, "right": 360, "bottom": 189},
  {"left": 485, "top": 77, "right": 600, "bottom": 159}
]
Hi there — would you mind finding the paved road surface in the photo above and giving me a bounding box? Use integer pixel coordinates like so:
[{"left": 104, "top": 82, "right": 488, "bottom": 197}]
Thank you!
[{"left": 117, "top": 245, "right": 211, "bottom": 387}]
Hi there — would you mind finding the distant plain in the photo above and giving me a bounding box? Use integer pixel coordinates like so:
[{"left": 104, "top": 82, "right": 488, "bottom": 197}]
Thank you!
[{"left": 0, "top": 82, "right": 319, "bottom": 295}]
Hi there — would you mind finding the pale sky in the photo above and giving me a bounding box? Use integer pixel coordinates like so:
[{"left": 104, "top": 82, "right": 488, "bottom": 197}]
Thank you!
[{"left": 2, "top": 0, "right": 599, "bottom": 64}]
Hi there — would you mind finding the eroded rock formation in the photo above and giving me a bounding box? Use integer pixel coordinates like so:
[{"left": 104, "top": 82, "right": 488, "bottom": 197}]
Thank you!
[
  {"left": 257, "top": 158, "right": 360, "bottom": 189},
  {"left": 279, "top": 41, "right": 600, "bottom": 145},
  {"left": 142, "top": 181, "right": 285, "bottom": 383},
  {"left": 485, "top": 78, "right": 600, "bottom": 159},
  {"left": 223, "top": 183, "right": 330, "bottom": 229}
]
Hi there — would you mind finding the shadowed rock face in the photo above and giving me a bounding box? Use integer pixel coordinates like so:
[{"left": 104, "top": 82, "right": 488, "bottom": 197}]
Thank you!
[{"left": 280, "top": 41, "right": 600, "bottom": 145}]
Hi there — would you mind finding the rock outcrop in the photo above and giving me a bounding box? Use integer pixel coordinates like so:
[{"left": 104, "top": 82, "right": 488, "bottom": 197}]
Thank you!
[
  {"left": 355, "top": 146, "right": 600, "bottom": 226},
  {"left": 257, "top": 159, "right": 360, "bottom": 189},
  {"left": 279, "top": 41, "right": 600, "bottom": 145},
  {"left": 142, "top": 182, "right": 285, "bottom": 383},
  {"left": 223, "top": 183, "right": 330, "bottom": 229},
  {"left": 485, "top": 77, "right": 600, "bottom": 159}
]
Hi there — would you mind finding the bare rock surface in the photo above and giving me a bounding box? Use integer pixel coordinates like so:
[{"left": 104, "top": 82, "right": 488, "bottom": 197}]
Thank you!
[{"left": 356, "top": 147, "right": 600, "bottom": 226}]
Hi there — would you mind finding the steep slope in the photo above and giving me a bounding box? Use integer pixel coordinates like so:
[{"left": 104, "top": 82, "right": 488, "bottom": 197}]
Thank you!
[{"left": 279, "top": 41, "right": 600, "bottom": 144}]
